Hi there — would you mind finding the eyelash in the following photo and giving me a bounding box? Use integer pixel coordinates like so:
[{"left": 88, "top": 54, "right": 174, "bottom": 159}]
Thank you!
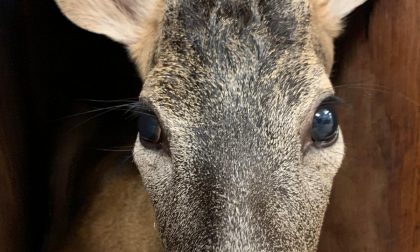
[{"left": 318, "top": 95, "right": 344, "bottom": 107}]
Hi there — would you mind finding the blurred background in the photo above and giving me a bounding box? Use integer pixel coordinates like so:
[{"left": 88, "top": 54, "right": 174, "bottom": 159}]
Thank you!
[
  {"left": 0, "top": 0, "right": 419, "bottom": 251},
  {"left": 0, "top": 0, "right": 142, "bottom": 250}
]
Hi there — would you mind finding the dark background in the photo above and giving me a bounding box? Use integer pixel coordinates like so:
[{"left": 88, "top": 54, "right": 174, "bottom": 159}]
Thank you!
[
  {"left": 0, "top": 0, "right": 419, "bottom": 251},
  {"left": 1, "top": 0, "right": 140, "bottom": 250}
]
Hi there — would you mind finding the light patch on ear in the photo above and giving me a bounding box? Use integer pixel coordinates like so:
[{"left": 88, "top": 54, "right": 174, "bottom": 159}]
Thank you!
[
  {"left": 328, "top": 0, "right": 368, "bottom": 18},
  {"left": 311, "top": 0, "right": 368, "bottom": 39},
  {"left": 127, "top": 0, "right": 165, "bottom": 77},
  {"left": 55, "top": 0, "right": 163, "bottom": 45},
  {"left": 55, "top": 0, "right": 165, "bottom": 77},
  {"left": 310, "top": 0, "right": 367, "bottom": 73}
]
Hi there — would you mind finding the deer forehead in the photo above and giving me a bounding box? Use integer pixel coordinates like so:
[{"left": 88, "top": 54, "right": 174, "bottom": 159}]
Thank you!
[
  {"left": 56, "top": 0, "right": 368, "bottom": 78},
  {"left": 130, "top": 0, "right": 334, "bottom": 75},
  {"left": 137, "top": 0, "right": 332, "bottom": 124}
]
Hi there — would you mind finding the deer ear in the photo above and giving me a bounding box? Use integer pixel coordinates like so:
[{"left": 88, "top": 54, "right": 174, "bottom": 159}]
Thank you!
[
  {"left": 312, "top": 0, "right": 367, "bottom": 38},
  {"left": 55, "top": 0, "right": 162, "bottom": 44},
  {"left": 327, "top": 0, "right": 368, "bottom": 19},
  {"left": 311, "top": 0, "right": 367, "bottom": 72}
]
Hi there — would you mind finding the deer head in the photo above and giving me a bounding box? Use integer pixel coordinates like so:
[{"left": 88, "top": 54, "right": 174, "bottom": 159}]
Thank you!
[{"left": 55, "top": 0, "right": 367, "bottom": 250}]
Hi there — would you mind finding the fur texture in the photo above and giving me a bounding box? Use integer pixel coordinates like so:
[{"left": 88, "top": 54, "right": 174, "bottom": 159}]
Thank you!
[
  {"left": 55, "top": 0, "right": 367, "bottom": 251},
  {"left": 57, "top": 156, "right": 163, "bottom": 252}
]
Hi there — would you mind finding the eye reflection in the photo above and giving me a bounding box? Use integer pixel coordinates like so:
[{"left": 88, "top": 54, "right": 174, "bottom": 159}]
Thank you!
[
  {"left": 137, "top": 112, "right": 162, "bottom": 145},
  {"left": 311, "top": 100, "right": 339, "bottom": 147}
]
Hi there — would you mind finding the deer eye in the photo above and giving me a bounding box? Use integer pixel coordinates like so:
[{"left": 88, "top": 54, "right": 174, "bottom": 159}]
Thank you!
[
  {"left": 311, "top": 98, "right": 339, "bottom": 147},
  {"left": 137, "top": 111, "right": 162, "bottom": 146}
]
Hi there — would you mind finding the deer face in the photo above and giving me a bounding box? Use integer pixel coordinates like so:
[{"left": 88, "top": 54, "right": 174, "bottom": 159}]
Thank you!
[{"left": 56, "top": 0, "right": 366, "bottom": 250}]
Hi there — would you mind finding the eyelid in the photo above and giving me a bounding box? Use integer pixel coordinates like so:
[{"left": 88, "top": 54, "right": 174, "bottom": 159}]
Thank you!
[
  {"left": 300, "top": 94, "right": 342, "bottom": 154},
  {"left": 136, "top": 97, "right": 172, "bottom": 154},
  {"left": 136, "top": 98, "right": 155, "bottom": 113},
  {"left": 319, "top": 96, "right": 344, "bottom": 107},
  {"left": 131, "top": 98, "right": 162, "bottom": 119}
]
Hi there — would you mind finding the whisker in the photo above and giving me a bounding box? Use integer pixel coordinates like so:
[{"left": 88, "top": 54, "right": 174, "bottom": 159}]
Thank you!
[
  {"left": 57, "top": 96, "right": 154, "bottom": 121},
  {"left": 59, "top": 98, "right": 159, "bottom": 132},
  {"left": 112, "top": 154, "right": 137, "bottom": 172},
  {"left": 56, "top": 103, "right": 138, "bottom": 120},
  {"left": 94, "top": 148, "right": 135, "bottom": 152},
  {"left": 63, "top": 105, "right": 127, "bottom": 134},
  {"left": 92, "top": 144, "right": 136, "bottom": 152},
  {"left": 76, "top": 98, "right": 139, "bottom": 103},
  {"left": 333, "top": 84, "right": 419, "bottom": 107}
]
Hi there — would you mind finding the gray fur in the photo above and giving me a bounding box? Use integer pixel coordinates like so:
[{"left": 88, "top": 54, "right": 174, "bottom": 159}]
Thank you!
[
  {"left": 135, "top": 0, "right": 344, "bottom": 251},
  {"left": 54, "top": 0, "right": 366, "bottom": 250}
]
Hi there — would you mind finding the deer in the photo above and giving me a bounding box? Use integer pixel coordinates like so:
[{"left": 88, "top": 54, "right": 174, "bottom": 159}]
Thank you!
[{"left": 54, "top": 0, "right": 367, "bottom": 251}]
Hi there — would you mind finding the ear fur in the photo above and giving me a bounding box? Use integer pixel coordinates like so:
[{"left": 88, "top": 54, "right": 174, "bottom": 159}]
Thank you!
[
  {"left": 311, "top": 0, "right": 368, "bottom": 38},
  {"left": 55, "top": 0, "right": 165, "bottom": 76},
  {"left": 327, "top": 0, "right": 368, "bottom": 19},
  {"left": 55, "top": 0, "right": 163, "bottom": 45},
  {"left": 311, "top": 0, "right": 367, "bottom": 73}
]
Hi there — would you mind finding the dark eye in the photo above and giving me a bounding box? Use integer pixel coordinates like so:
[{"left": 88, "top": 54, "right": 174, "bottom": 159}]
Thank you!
[
  {"left": 137, "top": 111, "right": 162, "bottom": 146},
  {"left": 311, "top": 100, "right": 339, "bottom": 147}
]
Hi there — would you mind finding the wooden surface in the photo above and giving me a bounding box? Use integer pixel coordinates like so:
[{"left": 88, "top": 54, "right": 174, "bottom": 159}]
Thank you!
[{"left": 318, "top": 0, "right": 420, "bottom": 251}]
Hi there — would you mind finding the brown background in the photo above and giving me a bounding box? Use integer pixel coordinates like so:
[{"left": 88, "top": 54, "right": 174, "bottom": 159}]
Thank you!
[
  {"left": 319, "top": 0, "right": 420, "bottom": 251},
  {"left": 0, "top": 0, "right": 419, "bottom": 251}
]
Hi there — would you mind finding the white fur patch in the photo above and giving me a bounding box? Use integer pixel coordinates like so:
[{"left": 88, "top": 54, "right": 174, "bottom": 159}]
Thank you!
[
  {"left": 328, "top": 0, "right": 367, "bottom": 18},
  {"left": 55, "top": 0, "right": 161, "bottom": 44}
]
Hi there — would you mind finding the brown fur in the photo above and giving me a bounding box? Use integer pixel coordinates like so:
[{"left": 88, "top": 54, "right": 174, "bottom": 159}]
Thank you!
[
  {"left": 310, "top": 0, "right": 342, "bottom": 72},
  {"left": 128, "top": 0, "right": 165, "bottom": 77},
  {"left": 56, "top": 0, "right": 161, "bottom": 44},
  {"left": 53, "top": 0, "right": 367, "bottom": 251},
  {"left": 57, "top": 155, "right": 162, "bottom": 252},
  {"left": 45, "top": 106, "right": 163, "bottom": 251}
]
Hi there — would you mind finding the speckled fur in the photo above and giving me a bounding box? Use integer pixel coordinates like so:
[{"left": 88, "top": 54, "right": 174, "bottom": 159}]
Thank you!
[{"left": 55, "top": 0, "right": 366, "bottom": 251}]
